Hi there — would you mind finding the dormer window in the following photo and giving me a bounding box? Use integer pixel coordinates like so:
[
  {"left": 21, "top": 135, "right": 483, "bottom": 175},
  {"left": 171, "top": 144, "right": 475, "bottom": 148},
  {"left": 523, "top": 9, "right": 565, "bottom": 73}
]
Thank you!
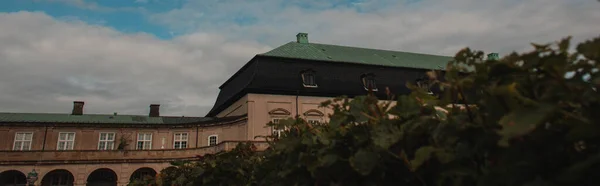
[
  {"left": 361, "top": 74, "right": 378, "bottom": 91},
  {"left": 301, "top": 70, "right": 317, "bottom": 88},
  {"left": 416, "top": 77, "right": 433, "bottom": 94}
]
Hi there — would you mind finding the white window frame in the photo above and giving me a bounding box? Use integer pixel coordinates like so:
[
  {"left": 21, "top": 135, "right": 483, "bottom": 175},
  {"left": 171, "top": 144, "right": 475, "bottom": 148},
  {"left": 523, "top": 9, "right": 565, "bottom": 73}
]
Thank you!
[
  {"left": 208, "top": 135, "right": 218, "bottom": 146},
  {"left": 13, "top": 132, "right": 33, "bottom": 151},
  {"left": 98, "top": 132, "right": 116, "bottom": 150},
  {"left": 136, "top": 133, "right": 153, "bottom": 150},
  {"left": 173, "top": 132, "right": 188, "bottom": 149},
  {"left": 362, "top": 75, "right": 378, "bottom": 91},
  {"left": 57, "top": 132, "right": 76, "bottom": 150},
  {"left": 307, "top": 118, "right": 322, "bottom": 125},
  {"left": 301, "top": 71, "right": 318, "bottom": 88},
  {"left": 271, "top": 118, "right": 287, "bottom": 138}
]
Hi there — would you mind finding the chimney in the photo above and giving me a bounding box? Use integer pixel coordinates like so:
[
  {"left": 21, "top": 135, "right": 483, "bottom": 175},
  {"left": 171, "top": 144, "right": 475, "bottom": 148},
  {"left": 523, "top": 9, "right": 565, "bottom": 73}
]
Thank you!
[
  {"left": 149, "top": 104, "right": 160, "bottom": 117},
  {"left": 72, "top": 101, "right": 84, "bottom": 115},
  {"left": 296, "top": 33, "right": 308, "bottom": 43},
  {"left": 487, "top": 53, "right": 499, "bottom": 60}
]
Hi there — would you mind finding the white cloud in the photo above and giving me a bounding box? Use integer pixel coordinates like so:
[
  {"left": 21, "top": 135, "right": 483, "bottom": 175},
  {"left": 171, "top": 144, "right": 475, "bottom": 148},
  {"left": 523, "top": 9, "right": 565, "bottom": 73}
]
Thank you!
[
  {"left": 0, "top": 11, "right": 271, "bottom": 116},
  {"left": 2, "top": 0, "right": 599, "bottom": 117},
  {"left": 151, "top": 0, "right": 600, "bottom": 56}
]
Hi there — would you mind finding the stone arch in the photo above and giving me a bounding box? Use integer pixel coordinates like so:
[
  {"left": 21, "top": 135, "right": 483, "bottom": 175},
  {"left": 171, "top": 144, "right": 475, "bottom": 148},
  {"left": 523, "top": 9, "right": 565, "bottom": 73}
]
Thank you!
[
  {"left": 268, "top": 108, "right": 291, "bottom": 116},
  {"left": 129, "top": 167, "right": 157, "bottom": 183},
  {"left": 41, "top": 169, "right": 75, "bottom": 186},
  {"left": 87, "top": 168, "right": 118, "bottom": 186},
  {"left": 303, "top": 109, "right": 324, "bottom": 117},
  {"left": 0, "top": 170, "right": 27, "bottom": 186}
]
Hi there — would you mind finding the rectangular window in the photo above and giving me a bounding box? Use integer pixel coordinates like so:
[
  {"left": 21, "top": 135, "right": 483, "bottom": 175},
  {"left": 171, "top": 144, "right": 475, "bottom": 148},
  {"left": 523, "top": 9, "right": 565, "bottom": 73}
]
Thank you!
[
  {"left": 174, "top": 133, "right": 188, "bottom": 149},
  {"left": 57, "top": 132, "right": 75, "bottom": 150},
  {"left": 137, "top": 133, "right": 153, "bottom": 150},
  {"left": 13, "top": 132, "right": 33, "bottom": 151},
  {"left": 302, "top": 72, "right": 317, "bottom": 87},
  {"left": 307, "top": 119, "right": 321, "bottom": 125},
  {"left": 98, "top": 132, "right": 115, "bottom": 150},
  {"left": 271, "top": 118, "right": 285, "bottom": 137},
  {"left": 208, "top": 135, "right": 218, "bottom": 146}
]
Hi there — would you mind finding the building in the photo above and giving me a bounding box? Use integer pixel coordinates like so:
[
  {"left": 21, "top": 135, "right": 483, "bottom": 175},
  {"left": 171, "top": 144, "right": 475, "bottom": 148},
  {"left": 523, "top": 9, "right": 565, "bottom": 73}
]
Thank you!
[{"left": 0, "top": 33, "right": 453, "bottom": 186}]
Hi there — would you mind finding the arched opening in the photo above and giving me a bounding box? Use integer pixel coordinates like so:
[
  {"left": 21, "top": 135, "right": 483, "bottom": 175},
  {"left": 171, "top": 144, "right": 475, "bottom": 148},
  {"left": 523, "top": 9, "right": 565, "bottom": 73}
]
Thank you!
[
  {"left": 0, "top": 170, "right": 27, "bottom": 186},
  {"left": 129, "top": 167, "right": 156, "bottom": 184},
  {"left": 41, "top": 169, "right": 74, "bottom": 186},
  {"left": 86, "top": 168, "right": 117, "bottom": 186}
]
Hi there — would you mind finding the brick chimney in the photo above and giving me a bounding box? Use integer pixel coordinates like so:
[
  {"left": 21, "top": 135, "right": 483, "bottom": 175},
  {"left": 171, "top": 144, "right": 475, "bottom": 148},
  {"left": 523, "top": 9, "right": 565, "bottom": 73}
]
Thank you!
[
  {"left": 149, "top": 104, "right": 160, "bottom": 117},
  {"left": 72, "top": 101, "right": 84, "bottom": 115},
  {"left": 296, "top": 33, "right": 308, "bottom": 43}
]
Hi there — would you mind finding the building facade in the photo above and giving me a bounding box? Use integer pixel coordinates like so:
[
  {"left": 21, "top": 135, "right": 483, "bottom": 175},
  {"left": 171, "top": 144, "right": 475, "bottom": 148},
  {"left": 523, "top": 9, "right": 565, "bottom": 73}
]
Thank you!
[{"left": 0, "top": 33, "right": 454, "bottom": 186}]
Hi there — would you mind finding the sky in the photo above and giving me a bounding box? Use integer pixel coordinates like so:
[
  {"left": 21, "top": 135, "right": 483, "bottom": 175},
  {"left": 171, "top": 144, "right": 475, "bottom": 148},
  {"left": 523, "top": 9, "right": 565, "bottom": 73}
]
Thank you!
[{"left": 0, "top": 0, "right": 598, "bottom": 117}]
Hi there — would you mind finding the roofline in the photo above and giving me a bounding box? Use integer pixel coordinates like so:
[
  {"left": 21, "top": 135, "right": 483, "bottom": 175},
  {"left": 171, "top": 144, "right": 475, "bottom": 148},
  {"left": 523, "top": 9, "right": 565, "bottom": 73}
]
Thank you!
[
  {"left": 255, "top": 55, "right": 450, "bottom": 71},
  {"left": 218, "top": 56, "right": 259, "bottom": 89},
  {"left": 0, "top": 114, "right": 248, "bottom": 128},
  {"left": 300, "top": 41, "right": 454, "bottom": 58}
]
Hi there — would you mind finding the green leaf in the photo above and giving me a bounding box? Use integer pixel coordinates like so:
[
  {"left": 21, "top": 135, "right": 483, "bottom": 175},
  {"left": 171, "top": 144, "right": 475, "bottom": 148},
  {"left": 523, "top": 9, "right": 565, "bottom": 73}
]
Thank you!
[
  {"left": 497, "top": 105, "right": 555, "bottom": 147},
  {"left": 371, "top": 120, "right": 403, "bottom": 149},
  {"left": 410, "top": 146, "right": 437, "bottom": 170},
  {"left": 319, "top": 154, "right": 338, "bottom": 167},
  {"left": 350, "top": 149, "right": 379, "bottom": 175}
]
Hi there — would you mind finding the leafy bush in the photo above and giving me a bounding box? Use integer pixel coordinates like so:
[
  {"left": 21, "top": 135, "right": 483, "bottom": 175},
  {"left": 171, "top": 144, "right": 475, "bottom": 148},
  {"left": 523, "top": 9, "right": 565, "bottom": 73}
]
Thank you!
[{"left": 157, "top": 35, "right": 600, "bottom": 186}]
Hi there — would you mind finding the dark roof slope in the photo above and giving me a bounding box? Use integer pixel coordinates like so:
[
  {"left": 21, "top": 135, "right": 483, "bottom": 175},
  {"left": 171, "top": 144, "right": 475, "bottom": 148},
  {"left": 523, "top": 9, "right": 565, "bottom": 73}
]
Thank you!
[
  {"left": 260, "top": 42, "right": 452, "bottom": 70},
  {"left": 0, "top": 112, "right": 245, "bottom": 125}
]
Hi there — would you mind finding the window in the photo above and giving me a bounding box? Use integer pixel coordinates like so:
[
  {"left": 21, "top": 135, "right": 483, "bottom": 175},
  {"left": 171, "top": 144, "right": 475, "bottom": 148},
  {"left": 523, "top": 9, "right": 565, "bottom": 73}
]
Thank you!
[
  {"left": 174, "top": 133, "right": 188, "bottom": 149},
  {"left": 137, "top": 133, "right": 153, "bottom": 150},
  {"left": 301, "top": 70, "right": 317, "bottom": 87},
  {"left": 361, "top": 74, "right": 378, "bottom": 91},
  {"left": 57, "top": 132, "right": 75, "bottom": 150},
  {"left": 98, "top": 132, "right": 115, "bottom": 150},
  {"left": 271, "top": 118, "right": 286, "bottom": 137},
  {"left": 13, "top": 132, "right": 33, "bottom": 151},
  {"left": 208, "top": 135, "right": 218, "bottom": 146},
  {"left": 307, "top": 119, "right": 321, "bottom": 125}
]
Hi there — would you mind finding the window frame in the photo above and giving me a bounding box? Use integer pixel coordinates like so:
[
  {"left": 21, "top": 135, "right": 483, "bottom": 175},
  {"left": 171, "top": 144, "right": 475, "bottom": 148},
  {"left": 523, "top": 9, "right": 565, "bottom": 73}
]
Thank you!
[
  {"left": 13, "top": 132, "right": 33, "bottom": 151},
  {"left": 173, "top": 132, "right": 189, "bottom": 149},
  {"left": 208, "top": 135, "right": 218, "bottom": 146},
  {"left": 307, "top": 118, "right": 322, "bottom": 125},
  {"left": 271, "top": 117, "right": 289, "bottom": 138},
  {"left": 136, "top": 133, "right": 153, "bottom": 150},
  {"left": 97, "top": 132, "right": 116, "bottom": 150},
  {"left": 301, "top": 70, "right": 318, "bottom": 88},
  {"left": 57, "top": 132, "right": 76, "bottom": 150},
  {"left": 361, "top": 74, "right": 378, "bottom": 91}
]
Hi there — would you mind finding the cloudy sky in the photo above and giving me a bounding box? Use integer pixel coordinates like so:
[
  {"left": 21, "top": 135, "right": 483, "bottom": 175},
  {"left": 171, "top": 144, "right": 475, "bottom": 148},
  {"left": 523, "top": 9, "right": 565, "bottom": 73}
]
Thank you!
[{"left": 0, "top": 0, "right": 598, "bottom": 116}]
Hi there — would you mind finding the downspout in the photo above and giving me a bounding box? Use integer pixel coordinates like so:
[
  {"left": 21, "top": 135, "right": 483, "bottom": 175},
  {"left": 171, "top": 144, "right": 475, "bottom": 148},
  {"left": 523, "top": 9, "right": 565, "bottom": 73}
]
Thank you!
[
  {"left": 296, "top": 90, "right": 299, "bottom": 117},
  {"left": 42, "top": 124, "right": 48, "bottom": 151}
]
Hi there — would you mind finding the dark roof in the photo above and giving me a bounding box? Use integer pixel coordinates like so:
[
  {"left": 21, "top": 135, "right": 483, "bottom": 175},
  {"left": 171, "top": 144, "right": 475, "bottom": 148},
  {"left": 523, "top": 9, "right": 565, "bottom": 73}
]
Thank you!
[
  {"left": 206, "top": 56, "right": 447, "bottom": 117},
  {"left": 0, "top": 112, "right": 245, "bottom": 125},
  {"left": 260, "top": 42, "right": 452, "bottom": 70},
  {"left": 207, "top": 39, "right": 455, "bottom": 117}
]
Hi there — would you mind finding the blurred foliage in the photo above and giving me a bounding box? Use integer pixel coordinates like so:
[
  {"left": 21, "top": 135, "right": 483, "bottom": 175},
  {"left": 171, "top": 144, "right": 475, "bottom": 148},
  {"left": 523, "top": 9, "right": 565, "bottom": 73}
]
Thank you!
[{"left": 155, "top": 35, "right": 600, "bottom": 186}]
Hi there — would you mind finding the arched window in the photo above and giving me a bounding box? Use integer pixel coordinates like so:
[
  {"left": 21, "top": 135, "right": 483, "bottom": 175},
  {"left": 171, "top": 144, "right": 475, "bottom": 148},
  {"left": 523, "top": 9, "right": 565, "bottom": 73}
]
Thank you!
[
  {"left": 301, "top": 69, "right": 317, "bottom": 87},
  {"left": 361, "top": 73, "right": 377, "bottom": 91},
  {"left": 208, "top": 135, "right": 218, "bottom": 146}
]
